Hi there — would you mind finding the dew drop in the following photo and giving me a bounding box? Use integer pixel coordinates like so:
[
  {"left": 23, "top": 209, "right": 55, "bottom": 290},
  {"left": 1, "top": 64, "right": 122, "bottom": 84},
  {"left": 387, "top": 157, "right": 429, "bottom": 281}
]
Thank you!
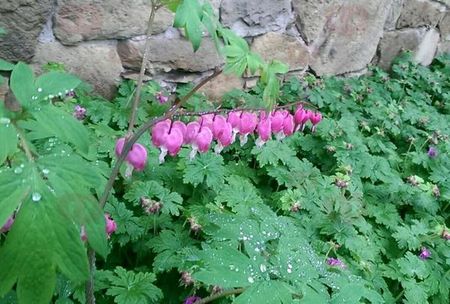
[
  {"left": 260, "top": 264, "right": 267, "bottom": 273},
  {"left": 42, "top": 169, "right": 50, "bottom": 175},
  {"left": 14, "top": 167, "right": 23, "bottom": 174},
  {"left": 32, "top": 192, "right": 42, "bottom": 202},
  {"left": 37, "top": 87, "right": 43, "bottom": 92},
  {"left": 247, "top": 277, "right": 254, "bottom": 284}
]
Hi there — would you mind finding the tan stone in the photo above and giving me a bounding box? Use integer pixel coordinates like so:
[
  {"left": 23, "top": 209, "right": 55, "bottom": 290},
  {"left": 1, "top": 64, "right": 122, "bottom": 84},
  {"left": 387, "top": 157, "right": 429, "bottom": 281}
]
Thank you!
[
  {"left": 199, "top": 72, "right": 244, "bottom": 100},
  {"left": 378, "top": 28, "right": 440, "bottom": 70},
  {"left": 308, "top": 0, "right": 391, "bottom": 75},
  {"left": 54, "top": 0, "right": 173, "bottom": 45},
  {"left": 33, "top": 40, "right": 124, "bottom": 98},
  {"left": 439, "top": 13, "right": 450, "bottom": 41},
  {"left": 251, "top": 32, "right": 310, "bottom": 72},
  {"left": 117, "top": 36, "right": 224, "bottom": 74}
]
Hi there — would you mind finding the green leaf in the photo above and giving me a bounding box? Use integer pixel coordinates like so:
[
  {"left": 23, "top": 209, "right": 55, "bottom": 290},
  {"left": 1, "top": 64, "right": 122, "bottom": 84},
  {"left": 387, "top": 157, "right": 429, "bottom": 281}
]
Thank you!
[
  {"left": 0, "top": 59, "right": 14, "bottom": 71},
  {"left": 20, "top": 105, "right": 90, "bottom": 154},
  {"left": 10, "top": 62, "right": 35, "bottom": 106},
  {"left": 234, "top": 281, "right": 293, "bottom": 304},
  {"left": 0, "top": 123, "right": 18, "bottom": 165},
  {"left": 105, "top": 267, "right": 163, "bottom": 304},
  {"left": 215, "top": 175, "right": 262, "bottom": 211},
  {"left": 34, "top": 71, "right": 81, "bottom": 100},
  {"left": 182, "top": 152, "right": 225, "bottom": 189},
  {"left": 160, "top": 0, "right": 182, "bottom": 12},
  {"left": 0, "top": 186, "right": 89, "bottom": 304},
  {"left": 251, "top": 140, "right": 297, "bottom": 167},
  {"left": 173, "top": 0, "right": 203, "bottom": 51}
]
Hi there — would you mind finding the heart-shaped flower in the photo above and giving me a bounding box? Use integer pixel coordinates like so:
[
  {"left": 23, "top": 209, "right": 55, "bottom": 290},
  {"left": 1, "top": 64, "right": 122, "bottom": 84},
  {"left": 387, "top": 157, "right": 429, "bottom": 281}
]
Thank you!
[
  {"left": 255, "top": 112, "right": 272, "bottom": 147},
  {"left": 270, "top": 110, "right": 286, "bottom": 134},
  {"left": 151, "top": 119, "right": 171, "bottom": 147},
  {"left": 309, "top": 112, "right": 322, "bottom": 132},
  {"left": 282, "top": 112, "right": 295, "bottom": 137},
  {"left": 294, "top": 107, "right": 311, "bottom": 131},
  {"left": 115, "top": 137, "right": 148, "bottom": 176},
  {"left": 105, "top": 213, "right": 117, "bottom": 237},
  {"left": 212, "top": 115, "right": 233, "bottom": 153},
  {"left": 238, "top": 112, "right": 258, "bottom": 146}
]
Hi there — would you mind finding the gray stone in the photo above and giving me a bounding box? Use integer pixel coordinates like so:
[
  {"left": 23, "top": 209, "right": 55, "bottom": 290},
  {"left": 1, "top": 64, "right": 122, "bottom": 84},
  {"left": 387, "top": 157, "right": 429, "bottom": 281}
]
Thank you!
[
  {"left": 199, "top": 72, "right": 244, "bottom": 99},
  {"left": 33, "top": 40, "right": 124, "bottom": 98},
  {"left": 117, "top": 36, "right": 224, "bottom": 74},
  {"left": 437, "top": 41, "right": 450, "bottom": 54},
  {"left": 308, "top": 0, "right": 391, "bottom": 75},
  {"left": 0, "top": 0, "right": 53, "bottom": 61},
  {"left": 220, "top": 0, "right": 293, "bottom": 37},
  {"left": 54, "top": 0, "right": 173, "bottom": 45},
  {"left": 378, "top": 28, "right": 439, "bottom": 70},
  {"left": 397, "top": 0, "right": 446, "bottom": 28},
  {"left": 292, "top": 0, "right": 345, "bottom": 44},
  {"left": 250, "top": 32, "right": 310, "bottom": 72},
  {"left": 439, "top": 13, "right": 450, "bottom": 41},
  {"left": 384, "top": 0, "right": 404, "bottom": 30},
  {"left": 414, "top": 28, "right": 440, "bottom": 65}
]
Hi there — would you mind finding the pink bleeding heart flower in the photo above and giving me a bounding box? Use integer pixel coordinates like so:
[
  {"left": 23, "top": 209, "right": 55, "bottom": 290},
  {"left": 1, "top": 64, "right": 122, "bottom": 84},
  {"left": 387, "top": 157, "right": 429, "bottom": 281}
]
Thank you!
[
  {"left": 105, "top": 214, "right": 117, "bottom": 237},
  {"left": 1, "top": 216, "right": 14, "bottom": 233},
  {"left": 227, "top": 111, "right": 242, "bottom": 143},
  {"left": 294, "top": 107, "right": 308, "bottom": 131},
  {"left": 115, "top": 138, "right": 148, "bottom": 176},
  {"left": 238, "top": 112, "right": 258, "bottom": 146},
  {"left": 212, "top": 115, "right": 233, "bottom": 153},
  {"left": 282, "top": 112, "right": 295, "bottom": 137},
  {"left": 155, "top": 91, "right": 169, "bottom": 104},
  {"left": 185, "top": 121, "right": 201, "bottom": 144},
  {"left": 256, "top": 112, "right": 272, "bottom": 147},
  {"left": 151, "top": 120, "right": 171, "bottom": 147},
  {"left": 270, "top": 110, "right": 286, "bottom": 134},
  {"left": 195, "top": 127, "right": 213, "bottom": 153},
  {"left": 309, "top": 112, "right": 322, "bottom": 132},
  {"left": 199, "top": 114, "right": 215, "bottom": 130}
]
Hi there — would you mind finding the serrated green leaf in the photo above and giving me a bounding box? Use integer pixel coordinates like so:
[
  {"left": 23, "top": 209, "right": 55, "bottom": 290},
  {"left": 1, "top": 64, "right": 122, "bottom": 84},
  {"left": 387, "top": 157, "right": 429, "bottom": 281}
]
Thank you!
[
  {"left": 105, "top": 267, "right": 163, "bottom": 304},
  {"left": 183, "top": 152, "right": 225, "bottom": 189},
  {"left": 251, "top": 140, "right": 297, "bottom": 167},
  {"left": 234, "top": 281, "right": 293, "bottom": 304}
]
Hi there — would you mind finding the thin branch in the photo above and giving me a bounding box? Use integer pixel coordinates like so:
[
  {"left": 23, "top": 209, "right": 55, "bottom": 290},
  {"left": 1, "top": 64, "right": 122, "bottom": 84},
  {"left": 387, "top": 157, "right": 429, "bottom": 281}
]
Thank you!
[
  {"left": 127, "top": 2, "right": 158, "bottom": 135},
  {"left": 196, "top": 288, "right": 245, "bottom": 304},
  {"left": 174, "top": 99, "right": 314, "bottom": 118},
  {"left": 13, "top": 124, "right": 34, "bottom": 162}
]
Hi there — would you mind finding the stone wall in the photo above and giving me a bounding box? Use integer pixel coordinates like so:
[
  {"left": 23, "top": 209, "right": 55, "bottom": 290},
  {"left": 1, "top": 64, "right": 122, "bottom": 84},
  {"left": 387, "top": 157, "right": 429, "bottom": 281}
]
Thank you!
[{"left": 0, "top": 0, "right": 449, "bottom": 98}]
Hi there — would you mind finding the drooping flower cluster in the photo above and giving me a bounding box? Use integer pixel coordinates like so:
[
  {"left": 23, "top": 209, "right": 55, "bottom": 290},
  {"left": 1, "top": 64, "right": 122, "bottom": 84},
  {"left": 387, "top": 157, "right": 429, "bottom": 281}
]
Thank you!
[
  {"left": 152, "top": 106, "right": 322, "bottom": 163},
  {"left": 73, "top": 104, "right": 87, "bottom": 120},
  {"left": 80, "top": 213, "right": 117, "bottom": 241},
  {"left": 184, "top": 296, "right": 201, "bottom": 304}
]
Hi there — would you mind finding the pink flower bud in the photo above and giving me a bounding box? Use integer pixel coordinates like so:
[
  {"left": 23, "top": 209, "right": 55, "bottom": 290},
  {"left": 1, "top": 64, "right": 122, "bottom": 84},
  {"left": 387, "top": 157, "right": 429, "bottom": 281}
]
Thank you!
[
  {"left": 165, "top": 127, "right": 184, "bottom": 156},
  {"left": 1, "top": 216, "right": 14, "bottom": 233},
  {"left": 227, "top": 111, "right": 242, "bottom": 130},
  {"left": 105, "top": 214, "right": 117, "bottom": 236},
  {"left": 199, "top": 114, "right": 215, "bottom": 130},
  {"left": 155, "top": 91, "right": 169, "bottom": 104},
  {"left": 73, "top": 105, "right": 87, "bottom": 120},
  {"left": 238, "top": 112, "right": 258, "bottom": 146},
  {"left": 80, "top": 225, "right": 88, "bottom": 241}
]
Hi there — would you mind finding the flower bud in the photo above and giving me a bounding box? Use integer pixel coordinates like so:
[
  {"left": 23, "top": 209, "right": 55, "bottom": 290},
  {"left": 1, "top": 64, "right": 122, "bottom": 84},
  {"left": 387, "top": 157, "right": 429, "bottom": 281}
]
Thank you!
[
  {"left": 0, "top": 216, "right": 14, "bottom": 233},
  {"left": 105, "top": 214, "right": 117, "bottom": 236}
]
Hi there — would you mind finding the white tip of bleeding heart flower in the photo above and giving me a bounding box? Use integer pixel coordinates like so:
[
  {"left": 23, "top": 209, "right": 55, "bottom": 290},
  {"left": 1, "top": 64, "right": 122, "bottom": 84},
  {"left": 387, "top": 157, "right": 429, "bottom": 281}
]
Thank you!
[
  {"left": 255, "top": 137, "right": 266, "bottom": 148},
  {"left": 189, "top": 146, "right": 198, "bottom": 161},
  {"left": 239, "top": 134, "right": 248, "bottom": 146},
  {"left": 159, "top": 147, "right": 168, "bottom": 164}
]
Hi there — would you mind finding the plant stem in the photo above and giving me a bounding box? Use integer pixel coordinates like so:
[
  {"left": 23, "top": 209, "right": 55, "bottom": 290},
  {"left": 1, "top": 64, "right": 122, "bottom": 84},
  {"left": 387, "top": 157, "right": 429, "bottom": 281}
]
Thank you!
[
  {"left": 14, "top": 124, "right": 34, "bottom": 162},
  {"left": 196, "top": 288, "right": 245, "bottom": 304},
  {"left": 127, "top": 1, "right": 158, "bottom": 136}
]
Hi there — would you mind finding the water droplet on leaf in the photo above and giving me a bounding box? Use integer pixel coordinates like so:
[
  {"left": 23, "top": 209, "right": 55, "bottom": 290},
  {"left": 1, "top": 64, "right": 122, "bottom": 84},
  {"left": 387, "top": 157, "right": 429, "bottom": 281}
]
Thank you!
[{"left": 32, "top": 192, "right": 42, "bottom": 202}]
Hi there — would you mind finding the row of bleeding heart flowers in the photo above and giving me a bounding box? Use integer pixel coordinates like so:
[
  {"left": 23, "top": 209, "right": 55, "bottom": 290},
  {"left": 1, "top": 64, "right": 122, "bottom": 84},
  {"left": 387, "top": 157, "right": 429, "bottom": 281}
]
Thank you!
[{"left": 115, "top": 107, "right": 322, "bottom": 175}]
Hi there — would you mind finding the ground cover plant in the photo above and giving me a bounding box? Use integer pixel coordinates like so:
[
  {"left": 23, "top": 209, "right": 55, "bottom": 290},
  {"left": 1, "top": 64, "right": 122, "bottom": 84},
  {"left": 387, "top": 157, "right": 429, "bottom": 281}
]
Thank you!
[{"left": 0, "top": 0, "right": 449, "bottom": 303}]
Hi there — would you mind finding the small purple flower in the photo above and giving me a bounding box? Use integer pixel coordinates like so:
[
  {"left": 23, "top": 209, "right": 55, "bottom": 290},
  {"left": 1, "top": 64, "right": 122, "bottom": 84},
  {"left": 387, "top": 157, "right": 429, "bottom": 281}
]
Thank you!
[
  {"left": 155, "top": 91, "right": 169, "bottom": 104},
  {"left": 66, "top": 90, "right": 76, "bottom": 98},
  {"left": 184, "top": 296, "right": 201, "bottom": 304},
  {"left": 326, "top": 257, "right": 346, "bottom": 268},
  {"left": 418, "top": 247, "right": 431, "bottom": 260},
  {"left": 73, "top": 105, "right": 86, "bottom": 120},
  {"left": 0, "top": 216, "right": 14, "bottom": 233},
  {"left": 427, "top": 146, "right": 438, "bottom": 158}
]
